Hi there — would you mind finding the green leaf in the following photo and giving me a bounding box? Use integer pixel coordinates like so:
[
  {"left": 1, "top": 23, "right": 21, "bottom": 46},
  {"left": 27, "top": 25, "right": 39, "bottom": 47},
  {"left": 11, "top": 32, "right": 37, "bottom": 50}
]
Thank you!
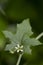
[
  {"left": 22, "top": 34, "right": 41, "bottom": 54},
  {"left": 3, "top": 19, "right": 33, "bottom": 51},
  {"left": 3, "top": 19, "right": 42, "bottom": 54},
  {"left": 3, "top": 31, "right": 15, "bottom": 41},
  {"left": 3, "top": 31, "right": 19, "bottom": 51},
  {"left": 23, "top": 45, "right": 32, "bottom": 54},
  {"left": 5, "top": 41, "right": 16, "bottom": 51},
  {"left": 15, "top": 19, "right": 33, "bottom": 42}
]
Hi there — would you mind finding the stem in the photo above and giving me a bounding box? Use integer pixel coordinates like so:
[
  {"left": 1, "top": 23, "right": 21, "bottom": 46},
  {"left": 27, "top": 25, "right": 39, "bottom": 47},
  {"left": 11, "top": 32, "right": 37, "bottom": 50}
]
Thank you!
[
  {"left": 36, "top": 32, "right": 43, "bottom": 40},
  {"left": 16, "top": 54, "right": 23, "bottom": 65}
]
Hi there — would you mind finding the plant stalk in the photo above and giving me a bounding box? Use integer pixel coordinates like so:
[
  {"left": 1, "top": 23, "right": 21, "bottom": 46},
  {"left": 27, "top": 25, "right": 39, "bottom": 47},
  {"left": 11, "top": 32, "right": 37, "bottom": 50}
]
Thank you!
[
  {"left": 16, "top": 53, "right": 23, "bottom": 65},
  {"left": 36, "top": 32, "right": 43, "bottom": 40}
]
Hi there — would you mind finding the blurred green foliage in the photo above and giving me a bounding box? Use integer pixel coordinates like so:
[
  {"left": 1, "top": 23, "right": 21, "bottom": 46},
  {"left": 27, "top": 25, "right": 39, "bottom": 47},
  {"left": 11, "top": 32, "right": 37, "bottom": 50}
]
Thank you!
[{"left": 0, "top": 0, "right": 43, "bottom": 65}]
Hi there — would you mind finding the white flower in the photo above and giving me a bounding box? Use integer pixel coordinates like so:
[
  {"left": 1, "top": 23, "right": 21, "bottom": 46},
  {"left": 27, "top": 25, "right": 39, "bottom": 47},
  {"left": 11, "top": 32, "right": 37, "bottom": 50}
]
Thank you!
[
  {"left": 9, "top": 44, "right": 23, "bottom": 54},
  {"left": 15, "top": 44, "right": 23, "bottom": 53}
]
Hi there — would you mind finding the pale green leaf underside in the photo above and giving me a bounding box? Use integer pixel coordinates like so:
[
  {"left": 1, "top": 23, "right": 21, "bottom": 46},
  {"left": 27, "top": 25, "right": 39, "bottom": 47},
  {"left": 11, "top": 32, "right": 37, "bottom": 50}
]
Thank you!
[
  {"left": 23, "top": 46, "right": 32, "bottom": 54},
  {"left": 22, "top": 34, "right": 41, "bottom": 46},
  {"left": 22, "top": 34, "right": 41, "bottom": 54},
  {"left": 5, "top": 40, "right": 16, "bottom": 51},
  {"left": 3, "top": 31, "right": 19, "bottom": 51},
  {"left": 16, "top": 19, "right": 33, "bottom": 42},
  {"left": 3, "top": 31, "right": 19, "bottom": 44},
  {"left": 3, "top": 19, "right": 41, "bottom": 54},
  {"left": 3, "top": 19, "right": 33, "bottom": 43}
]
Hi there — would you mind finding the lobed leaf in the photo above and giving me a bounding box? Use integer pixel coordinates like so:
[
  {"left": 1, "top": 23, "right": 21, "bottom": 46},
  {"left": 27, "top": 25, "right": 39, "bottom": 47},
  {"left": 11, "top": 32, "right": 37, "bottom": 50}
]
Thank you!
[
  {"left": 3, "top": 19, "right": 42, "bottom": 54},
  {"left": 15, "top": 19, "right": 33, "bottom": 42},
  {"left": 22, "top": 34, "right": 41, "bottom": 54}
]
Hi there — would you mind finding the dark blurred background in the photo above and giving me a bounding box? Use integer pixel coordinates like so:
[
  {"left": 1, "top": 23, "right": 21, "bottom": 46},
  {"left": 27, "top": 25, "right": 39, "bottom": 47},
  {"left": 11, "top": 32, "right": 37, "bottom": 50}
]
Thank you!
[{"left": 0, "top": 0, "right": 43, "bottom": 65}]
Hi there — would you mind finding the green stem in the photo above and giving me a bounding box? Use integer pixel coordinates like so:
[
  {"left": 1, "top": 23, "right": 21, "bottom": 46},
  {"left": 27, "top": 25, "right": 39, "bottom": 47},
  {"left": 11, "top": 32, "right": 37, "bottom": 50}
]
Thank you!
[
  {"left": 36, "top": 32, "right": 43, "bottom": 40},
  {"left": 16, "top": 54, "right": 23, "bottom": 65}
]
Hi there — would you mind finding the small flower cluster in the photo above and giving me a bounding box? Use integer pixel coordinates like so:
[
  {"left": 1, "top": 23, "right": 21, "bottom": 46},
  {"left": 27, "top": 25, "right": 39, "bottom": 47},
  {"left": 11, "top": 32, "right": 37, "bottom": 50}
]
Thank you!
[
  {"left": 10, "top": 44, "right": 23, "bottom": 54},
  {"left": 15, "top": 44, "right": 23, "bottom": 53}
]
